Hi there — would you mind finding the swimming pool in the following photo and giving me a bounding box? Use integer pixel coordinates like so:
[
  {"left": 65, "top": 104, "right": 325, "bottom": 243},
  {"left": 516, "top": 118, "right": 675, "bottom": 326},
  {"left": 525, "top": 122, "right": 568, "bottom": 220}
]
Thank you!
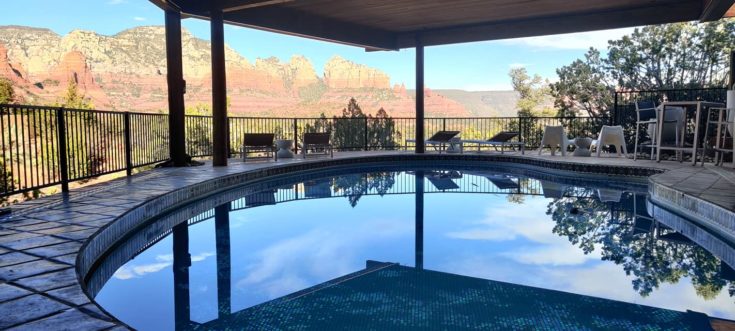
[{"left": 90, "top": 164, "right": 735, "bottom": 330}]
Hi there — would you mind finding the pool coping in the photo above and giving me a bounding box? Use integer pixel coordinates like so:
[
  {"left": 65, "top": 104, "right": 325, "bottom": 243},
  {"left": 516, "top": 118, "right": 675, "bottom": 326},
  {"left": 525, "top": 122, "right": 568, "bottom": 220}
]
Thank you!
[{"left": 0, "top": 152, "right": 732, "bottom": 330}]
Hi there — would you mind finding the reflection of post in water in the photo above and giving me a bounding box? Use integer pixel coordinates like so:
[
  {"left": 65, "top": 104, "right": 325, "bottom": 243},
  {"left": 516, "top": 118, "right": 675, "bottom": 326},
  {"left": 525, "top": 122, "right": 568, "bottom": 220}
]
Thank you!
[
  {"left": 215, "top": 203, "right": 231, "bottom": 318},
  {"left": 415, "top": 171, "right": 424, "bottom": 270},
  {"left": 172, "top": 222, "right": 191, "bottom": 330}
]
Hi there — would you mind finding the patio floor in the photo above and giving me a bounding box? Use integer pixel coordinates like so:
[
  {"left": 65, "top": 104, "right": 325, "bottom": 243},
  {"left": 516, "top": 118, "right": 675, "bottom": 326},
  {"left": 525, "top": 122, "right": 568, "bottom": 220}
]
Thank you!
[{"left": 0, "top": 150, "right": 733, "bottom": 330}]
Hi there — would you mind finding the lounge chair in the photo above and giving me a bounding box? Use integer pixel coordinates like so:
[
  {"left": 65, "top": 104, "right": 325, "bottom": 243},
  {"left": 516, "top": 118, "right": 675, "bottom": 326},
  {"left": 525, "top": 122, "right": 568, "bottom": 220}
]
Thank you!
[
  {"left": 405, "top": 131, "right": 460, "bottom": 153},
  {"left": 304, "top": 178, "right": 332, "bottom": 198},
  {"left": 462, "top": 131, "right": 525, "bottom": 154},
  {"left": 425, "top": 171, "right": 461, "bottom": 190},
  {"left": 302, "top": 132, "right": 333, "bottom": 158},
  {"left": 242, "top": 133, "right": 276, "bottom": 162},
  {"left": 245, "top": 189, "right": 277, "bottom": 207}
]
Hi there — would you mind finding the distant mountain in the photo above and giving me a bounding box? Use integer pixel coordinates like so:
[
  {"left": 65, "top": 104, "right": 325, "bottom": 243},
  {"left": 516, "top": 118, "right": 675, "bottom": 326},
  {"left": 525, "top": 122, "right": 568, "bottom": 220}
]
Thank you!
[
  {"left": 0, "top": 25, "right": 517, "bottom": 118},
  {"left": 410, "top": 89, "right": 519, "bottom": 117}
]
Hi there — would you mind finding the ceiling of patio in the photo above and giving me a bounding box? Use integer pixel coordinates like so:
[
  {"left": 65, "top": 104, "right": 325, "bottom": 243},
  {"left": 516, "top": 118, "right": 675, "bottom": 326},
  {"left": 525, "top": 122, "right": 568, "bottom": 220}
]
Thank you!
[{"left": 151, "top": 0, "right": 735, "bottom": 50}]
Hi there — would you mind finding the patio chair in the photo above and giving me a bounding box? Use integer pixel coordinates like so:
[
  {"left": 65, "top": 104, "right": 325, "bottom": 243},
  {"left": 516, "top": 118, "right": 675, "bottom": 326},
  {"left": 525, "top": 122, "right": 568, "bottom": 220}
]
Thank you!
[
  {"left": 633, "top": 100, "right": 658, "bottom": 160},
  {"left": 242, "top": 133, "right": 277, "bottom": 162},
  {"left": 592, "top": 125, "right": 628, "bottom": 158},
  {"left": 301, "top": 132, "right": 333, "bottom": 158},
  {"left": 405, "top": 131, "right": 461, "bottom": 153},
  {"left": 462, "top": 131, "right": 525, "bottom": 154},
  {"left": 540, "top": 180, "right": 566, "bottom": 199},
  {"left": 538, "top": 126, "right": 572, "bottom": 156}
]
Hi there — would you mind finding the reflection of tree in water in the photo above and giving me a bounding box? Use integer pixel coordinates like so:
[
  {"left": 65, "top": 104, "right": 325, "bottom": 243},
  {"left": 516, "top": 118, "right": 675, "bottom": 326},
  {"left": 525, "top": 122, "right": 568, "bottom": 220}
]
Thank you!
[
  {"left": 332, "top": 172, "right": 396, "bottom": 207},
  {"left": 506, "top": 178, "right": 541, "bottom": 205},
  {"left": 547, "top": 188, "right": 734, "bottom": 301}
]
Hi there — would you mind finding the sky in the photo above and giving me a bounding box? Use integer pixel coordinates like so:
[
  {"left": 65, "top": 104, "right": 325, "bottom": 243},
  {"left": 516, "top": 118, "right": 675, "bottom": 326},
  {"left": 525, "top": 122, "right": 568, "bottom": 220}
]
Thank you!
[{"left": 0, "top": 0, "right": 638, "bottom": 90}]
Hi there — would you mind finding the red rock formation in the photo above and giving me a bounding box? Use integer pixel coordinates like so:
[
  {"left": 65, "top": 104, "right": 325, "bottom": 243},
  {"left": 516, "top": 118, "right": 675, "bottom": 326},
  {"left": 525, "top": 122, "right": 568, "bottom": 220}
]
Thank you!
[
  {"left": 0, "top": 43, "right": 29, "bottom": 86},
  {"left": 48, "top": 51, "right": 111, "bottom": 108}
]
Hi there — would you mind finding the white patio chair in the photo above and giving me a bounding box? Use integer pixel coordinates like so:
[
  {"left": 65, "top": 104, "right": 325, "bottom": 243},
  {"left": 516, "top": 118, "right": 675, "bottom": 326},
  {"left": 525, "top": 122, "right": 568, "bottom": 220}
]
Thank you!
[
  {"left": 593, "top": 125, "right": 628, "bottom": 158},
  {"left": 538, "top": 126, "right": 572, "bottom": 156}
]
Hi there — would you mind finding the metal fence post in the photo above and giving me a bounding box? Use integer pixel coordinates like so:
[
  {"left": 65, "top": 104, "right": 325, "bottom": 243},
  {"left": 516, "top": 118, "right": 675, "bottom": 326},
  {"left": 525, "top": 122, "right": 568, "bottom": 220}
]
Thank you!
[
  {"left": 612, "top": 91, "right": 618, "bottom": 126},
  {"left": 442, "top": 118, "right": 446, "bottom": 131},
  {"left": 56, "top": 107, "right": 69, "bottom": 192},
  {"left": 293, "top": 118, "right": 298, "bottom": 154},
  {"left": 364, "top": 117, "right": 369, "bottom": 151},
  {"left": 518, "top": 117, "right": 525, "bottom": 145},
  {"left": 124, "top": 112, "right": 133, "bottom": 176}
]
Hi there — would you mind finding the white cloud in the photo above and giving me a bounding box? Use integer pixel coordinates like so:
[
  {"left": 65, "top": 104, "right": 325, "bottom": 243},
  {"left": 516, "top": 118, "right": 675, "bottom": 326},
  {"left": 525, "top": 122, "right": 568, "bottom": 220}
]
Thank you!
[
  {"left": 497, "top": 27, "right": 637, "bottom": 50},
  {"left": 113, "top": 251, "right": 214, "bottom": 280},
  {"left": 235, "top": 217, "right": 412, "bottom": 297},
  {"left": 446, "top": 197, "right": 599, "bottom": 266},
  {"left": 509, "top": 63, "right": 530, "bottom": 69},
  {"left": 133, "top": 16, "right": 146, "bottom": 21},
  {"left": 107, "top": 0, "right": 127, "bottom": 4}
]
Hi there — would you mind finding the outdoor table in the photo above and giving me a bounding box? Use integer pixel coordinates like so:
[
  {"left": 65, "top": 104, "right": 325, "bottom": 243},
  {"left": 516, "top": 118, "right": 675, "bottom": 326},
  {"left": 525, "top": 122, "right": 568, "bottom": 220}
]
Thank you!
[
  {"left": 276, "top": 139, "right": 295, "bottom": 158},
  {"left": 655, "top": 101, "right": 725, "bottom": 165}
]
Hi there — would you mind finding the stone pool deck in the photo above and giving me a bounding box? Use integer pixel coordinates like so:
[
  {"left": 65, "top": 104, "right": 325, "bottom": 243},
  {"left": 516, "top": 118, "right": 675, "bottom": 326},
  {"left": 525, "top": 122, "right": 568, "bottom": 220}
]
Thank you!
[{"left": 0, "top": 150, "right": 734, "bottom": 330}]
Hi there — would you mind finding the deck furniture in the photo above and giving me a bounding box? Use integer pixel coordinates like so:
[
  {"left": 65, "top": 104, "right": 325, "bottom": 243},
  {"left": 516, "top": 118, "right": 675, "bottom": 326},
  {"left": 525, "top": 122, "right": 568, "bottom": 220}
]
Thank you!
[
  {"left": 572, "top": 137, "right": 592, "bottom": 157},
  {"left": 426, "top": 171, "right": 461, "bottom": 190},
  {"left": 405, "top": 131, "right": 461, "bottom": 153},
  {"left": 655, "top": 101, "right": 725, "bottom": 165},
  {"left": 593, "top": 125, "right": 628, "bottom": 158},
  {"left": 301, "top": 132, "right": 334, "bottom": 158},
  {"left": 538, "top": 126, "right": 571, "bottom": 156},
  {"left": 702, "top": 107, "right": 733, "bottom": 167},
  {"left": 461, "top": 131, "right": 525, "bottom": 154},
  {"left": 275, "top": 139, "right": 295, "bottom": 158},
  {"left": 242, "top": 133, "right": 277, "bottom": 162},
  {"left": 633, "top": 101, "right": 659, "bottom": 160}
]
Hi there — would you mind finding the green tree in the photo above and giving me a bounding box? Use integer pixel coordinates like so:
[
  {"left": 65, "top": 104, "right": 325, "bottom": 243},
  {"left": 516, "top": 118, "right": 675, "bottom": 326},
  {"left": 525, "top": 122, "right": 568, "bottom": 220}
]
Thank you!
[
  {"left": 509, "top": 67, "right": 555, "bottom": 117},
  {"left": 550, "top": 49, "right": 614, "bottom": 118},
  {"left": 332, "top": 98, "right": 367, "bottom": 150},
  {"left": 58, "top": 80, "right": 94, "bottom": 109},
  {"left": 552, "top": 19, "right": 735, "bottom": 119},
  {"left": 0, "top": 78, "right": 14, "bottom": 104}
]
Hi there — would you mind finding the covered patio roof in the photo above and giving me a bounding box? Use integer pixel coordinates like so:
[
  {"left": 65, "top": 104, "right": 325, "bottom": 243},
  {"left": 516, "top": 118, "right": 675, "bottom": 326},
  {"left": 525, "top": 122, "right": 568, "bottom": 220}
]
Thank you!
[{"left": 151, "top": 0, "right": 735, "bottom": 51}]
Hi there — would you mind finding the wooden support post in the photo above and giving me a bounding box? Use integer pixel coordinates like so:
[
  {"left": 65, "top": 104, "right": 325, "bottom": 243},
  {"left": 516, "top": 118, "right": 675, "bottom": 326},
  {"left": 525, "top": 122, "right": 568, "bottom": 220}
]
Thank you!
[
  {"left": 211, "top": 9, "right": 228, "bottom": 166},
  {"left": 165, "top": 9, "right": 187, "bottom": 166},
  {"left": 415, "top": 36, "right": 425, "bottom": 153}
]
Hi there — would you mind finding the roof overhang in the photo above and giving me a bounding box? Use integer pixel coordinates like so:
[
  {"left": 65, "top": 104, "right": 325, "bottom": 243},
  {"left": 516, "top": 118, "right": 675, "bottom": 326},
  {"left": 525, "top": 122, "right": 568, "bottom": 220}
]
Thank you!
[{"left": 149, "top": 0, "right": 735, "bottom": 51}]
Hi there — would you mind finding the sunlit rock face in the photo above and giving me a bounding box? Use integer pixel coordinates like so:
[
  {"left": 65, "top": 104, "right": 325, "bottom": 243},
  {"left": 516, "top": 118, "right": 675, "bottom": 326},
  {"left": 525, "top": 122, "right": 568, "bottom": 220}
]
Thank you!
[
  {"left": 323, "top": 55, "right": 390, "bottom": 89},
  {"left": 0, "top": 25, "right": 483, "bottom": 117}
]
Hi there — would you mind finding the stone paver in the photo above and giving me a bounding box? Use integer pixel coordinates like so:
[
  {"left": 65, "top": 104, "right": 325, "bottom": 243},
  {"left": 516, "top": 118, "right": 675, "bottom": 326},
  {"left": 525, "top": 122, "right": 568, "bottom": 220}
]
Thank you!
[
  {"left": 0, "top": 294, "right": 69, "bottom": 328},
  {"left": 0, "top": 259, "right": 70, "bottom": 281},
  {"left": 0, "top": 283, "right": 31, "bottom": 303},
  {"left": 15, "top": 268, "right": 77, "bottom": 292},
  {"left": 0, "top": 151, "right": 732, "bottom": 329},
  {"left": 6, "top": 308, "right": 115, "bottom": 331},
  {"left": 47, "top": 285, "right": 91, "bottom": 306},
  {"left": 0, "top": 252, "right": 40, "bottom": 267},
  {"left": 25, "top": 241, "right": 82, "bottom": 258}
]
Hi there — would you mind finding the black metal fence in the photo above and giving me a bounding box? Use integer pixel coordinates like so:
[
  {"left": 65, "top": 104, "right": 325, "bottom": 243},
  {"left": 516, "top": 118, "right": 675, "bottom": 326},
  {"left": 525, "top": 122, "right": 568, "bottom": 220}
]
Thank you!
[
  {"left": 612, "top": 87, "right": 729, "bottom": 145},
  {"left": 0, "top": 104, "right": 610, "bottom": 199}
]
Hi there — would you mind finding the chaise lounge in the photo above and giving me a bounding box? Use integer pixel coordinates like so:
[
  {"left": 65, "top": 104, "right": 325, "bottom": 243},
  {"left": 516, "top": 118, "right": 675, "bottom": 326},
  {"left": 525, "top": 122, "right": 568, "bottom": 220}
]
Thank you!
[{"left": 462, "top": 131, "right": 525, "bottom": 154}]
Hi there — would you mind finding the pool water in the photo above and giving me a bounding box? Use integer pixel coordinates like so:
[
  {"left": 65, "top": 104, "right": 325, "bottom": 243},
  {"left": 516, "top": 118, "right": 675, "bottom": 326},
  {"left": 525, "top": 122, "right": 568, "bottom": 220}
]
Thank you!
[{"left": 92, "top": 166, "right": 735, "bottom": 330}]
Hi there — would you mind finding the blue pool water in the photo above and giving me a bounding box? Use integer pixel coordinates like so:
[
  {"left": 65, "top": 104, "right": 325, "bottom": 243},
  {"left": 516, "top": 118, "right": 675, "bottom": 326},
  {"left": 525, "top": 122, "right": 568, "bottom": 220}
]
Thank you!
[{"left": 92, "top": 166, "right": 735, "bottom": 330}]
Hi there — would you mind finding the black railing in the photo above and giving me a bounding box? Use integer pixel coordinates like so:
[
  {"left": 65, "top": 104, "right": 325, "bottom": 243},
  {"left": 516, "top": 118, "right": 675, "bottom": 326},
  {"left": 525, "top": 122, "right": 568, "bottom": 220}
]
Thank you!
[{"left": 0, "top": 104, "right": 609, "bottom": 200}]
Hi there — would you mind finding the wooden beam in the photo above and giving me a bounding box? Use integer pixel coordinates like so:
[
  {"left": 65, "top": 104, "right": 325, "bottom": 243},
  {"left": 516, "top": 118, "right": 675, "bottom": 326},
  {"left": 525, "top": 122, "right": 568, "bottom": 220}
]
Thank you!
[
  {"left": 224, "top": 6, "right": 398, "bottom": 51},
  {"left": 164, "top": 9, "right": 188, "bottom": 166},
  {"left": 211, "top": 10, "right": 229, "bottom": 167},
  {"left": 396, "top": 1, "right": 702, "bottom": 48},
  {"left": 415, "top": 37, "right": 424, "bottom": 154},
  {"left": 700, "top": 0, "right": 735, "bottom": 21},
  {"left": 175, "top": 0, "right": 287, "bottom": 14}
]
